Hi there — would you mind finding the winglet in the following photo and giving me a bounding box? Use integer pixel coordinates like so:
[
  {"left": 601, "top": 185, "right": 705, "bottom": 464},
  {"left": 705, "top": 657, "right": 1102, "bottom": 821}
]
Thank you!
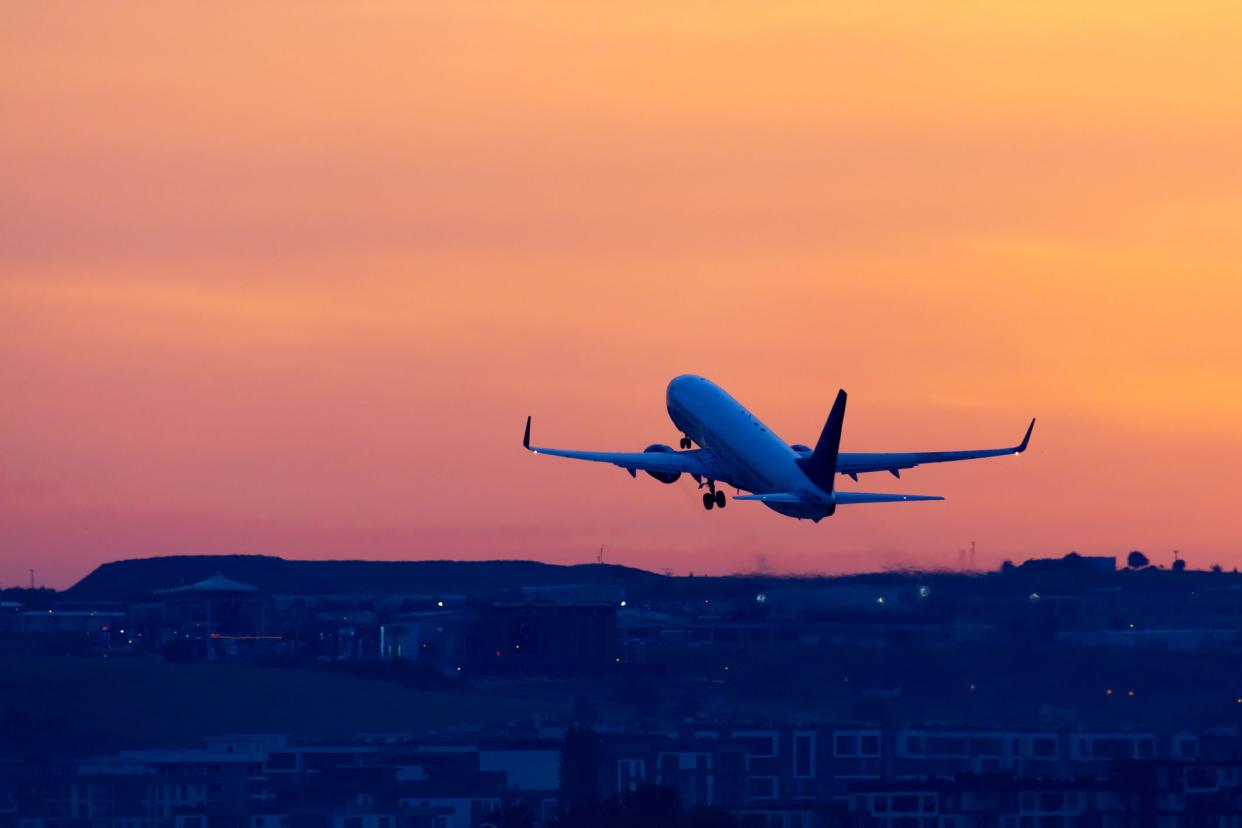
[
  {"left": 1016, "top": 418, "right": 1035, "bottom": 453},
  {"left": 523, "top": 416, "right": 532, "bottom": 450}
]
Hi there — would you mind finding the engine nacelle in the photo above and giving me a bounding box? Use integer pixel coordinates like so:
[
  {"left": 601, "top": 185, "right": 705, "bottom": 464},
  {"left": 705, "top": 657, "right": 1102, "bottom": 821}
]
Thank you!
[
  {"left": 790, "top": 443, "right": 813, "bottom": 456},
  {"left": 642, "top": 444, "right": 682, "bottom": 484}
]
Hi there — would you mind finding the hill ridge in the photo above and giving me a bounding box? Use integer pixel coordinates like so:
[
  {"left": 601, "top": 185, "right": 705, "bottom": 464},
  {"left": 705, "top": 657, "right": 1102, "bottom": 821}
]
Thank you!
[{"left": 67, "top": 554, "right": 661, "bottom": 600}]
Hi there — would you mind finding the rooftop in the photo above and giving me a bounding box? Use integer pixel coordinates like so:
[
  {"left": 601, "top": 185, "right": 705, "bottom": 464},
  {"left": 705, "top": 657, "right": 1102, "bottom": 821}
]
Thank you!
[{"left": 155, "top": 572, "right": 260, "bottom": 595}]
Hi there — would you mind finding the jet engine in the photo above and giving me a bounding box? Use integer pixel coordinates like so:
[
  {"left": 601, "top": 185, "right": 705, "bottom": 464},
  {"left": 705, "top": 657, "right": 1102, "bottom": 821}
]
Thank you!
[{"left": 642, "top": 444, "right": 682, "bottom": 483}]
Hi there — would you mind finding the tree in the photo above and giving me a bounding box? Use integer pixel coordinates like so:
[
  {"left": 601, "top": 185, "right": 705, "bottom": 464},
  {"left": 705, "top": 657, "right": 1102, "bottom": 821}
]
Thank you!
[
  {"left": 1126, "top": 550, "right": 1150, "bottom": 569},
  {"left": 613, "top": 678, "right": 662, "bottom": 719},
  {"left": 685, "top": 807, "right": 740, "bottom": 828},
  {"left": 620, "top": 785, "right": 682, "bottom": 827},
  {"left": 559, "top": 725, "right": 601, "bottom": 813},
  {"left": 554, "top": 785, "right": 738, "bottom": 828},
  {"left": 569, "top": 695, "right": 600, "bottom": 725},
  {"left": 485, "top": 803, "right": 536, "bottom": 828}
]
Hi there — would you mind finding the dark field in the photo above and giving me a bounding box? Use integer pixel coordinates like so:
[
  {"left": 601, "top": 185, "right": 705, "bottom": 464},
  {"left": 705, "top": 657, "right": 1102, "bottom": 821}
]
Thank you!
[{"left": 0, "top": 654, "right": 571, "bottom": 747}]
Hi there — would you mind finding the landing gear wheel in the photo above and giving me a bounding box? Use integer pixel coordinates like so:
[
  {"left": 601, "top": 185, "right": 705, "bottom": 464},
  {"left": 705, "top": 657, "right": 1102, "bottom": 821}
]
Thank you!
[
  {"left": 680, "top": 437, "right": 692, "bottom": 449},
  {"left": 702, "top": 492, "right": 715, "bottom": 510},
  {"left": 715, "top": 490, "right": 726, "bottom": 508}
]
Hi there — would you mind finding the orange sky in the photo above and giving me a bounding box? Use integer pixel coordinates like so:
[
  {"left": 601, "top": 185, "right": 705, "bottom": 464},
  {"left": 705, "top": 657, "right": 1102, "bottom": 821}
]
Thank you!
[{"left": 4, "top": 3, "right": 1242, "bottom": 588}]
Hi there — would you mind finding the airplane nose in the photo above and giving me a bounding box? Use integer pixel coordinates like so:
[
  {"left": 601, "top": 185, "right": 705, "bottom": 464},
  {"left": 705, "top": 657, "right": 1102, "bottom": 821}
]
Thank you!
[
  {"left": 666, "top": 375, "right": 696, "bottom": 412},
  {"left": 667, "top": 374, "right": 694, "bottom": 397}
]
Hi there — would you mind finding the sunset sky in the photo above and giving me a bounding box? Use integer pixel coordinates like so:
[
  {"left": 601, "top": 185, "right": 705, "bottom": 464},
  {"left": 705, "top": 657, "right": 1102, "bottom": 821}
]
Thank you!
[{"left": 4, "top": 3, "right": 1242, "bottom": 588}]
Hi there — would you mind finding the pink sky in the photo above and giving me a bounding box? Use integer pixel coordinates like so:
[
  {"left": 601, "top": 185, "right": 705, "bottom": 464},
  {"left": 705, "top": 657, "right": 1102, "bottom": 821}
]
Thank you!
[{"left": 4, "top": 3, "right": 1242, "bottom": 587}]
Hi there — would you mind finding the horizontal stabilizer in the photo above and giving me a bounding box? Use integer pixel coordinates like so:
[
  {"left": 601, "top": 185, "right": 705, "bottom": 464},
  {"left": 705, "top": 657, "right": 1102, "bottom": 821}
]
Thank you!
[
  {"left": 835, "top": 492, "right": 943, "bottom": 505},
  {"left": 733, "top": 492, "right": 815, "bottom": 504},
  {"left": 736, "top": 491, "right": 942, "bottom": 505}
]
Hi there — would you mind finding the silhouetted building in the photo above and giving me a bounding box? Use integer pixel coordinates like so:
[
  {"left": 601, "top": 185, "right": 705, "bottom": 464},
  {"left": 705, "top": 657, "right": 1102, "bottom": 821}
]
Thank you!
[
  {"left": 379, "top": 611, "right": 466, "bottom": 671},
  {"left": 154, "top": 573, "right": 275, "bottom": 660},
  {"left": 467, "top": 603, "right": 617, "bottom": 674}
]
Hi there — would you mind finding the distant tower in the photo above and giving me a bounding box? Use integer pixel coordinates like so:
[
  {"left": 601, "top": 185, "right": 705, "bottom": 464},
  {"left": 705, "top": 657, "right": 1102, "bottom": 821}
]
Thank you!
[
  {"left": 29, "top": 568, "right": 34, "bottom": 589},
  {"left": 597, "top": 546, "right": 604, "bottom": 564},
  {"left": 970, "top": 541, "right": 976, "bottom": 571}
]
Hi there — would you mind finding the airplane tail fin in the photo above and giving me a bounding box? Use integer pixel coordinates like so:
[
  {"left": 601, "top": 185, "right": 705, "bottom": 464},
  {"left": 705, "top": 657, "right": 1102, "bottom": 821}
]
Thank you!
[{"left": 796, "top": 389, "right": 846, "bottom": 493}]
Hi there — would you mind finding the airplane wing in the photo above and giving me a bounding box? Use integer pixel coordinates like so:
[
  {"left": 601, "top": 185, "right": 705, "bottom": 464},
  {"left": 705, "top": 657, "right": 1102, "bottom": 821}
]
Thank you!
[
  {"left": 833, "top": 418, "right": 1035, "bottom": 479},
  {"left": 522, "top": 417, "right": 716, "bottom": 479}
]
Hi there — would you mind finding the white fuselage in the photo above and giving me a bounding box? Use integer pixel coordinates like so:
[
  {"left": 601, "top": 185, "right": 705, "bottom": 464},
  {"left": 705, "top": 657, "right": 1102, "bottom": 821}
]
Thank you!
[{"left": 665, "top": 374, "right": 832, "bottom": 518}]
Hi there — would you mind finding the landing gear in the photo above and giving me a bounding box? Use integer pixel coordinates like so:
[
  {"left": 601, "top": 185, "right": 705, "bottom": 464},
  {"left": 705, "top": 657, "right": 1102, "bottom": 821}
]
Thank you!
[
  {"left": 679, "top": 436, "right": 693, "bottom": 449},
  {"left": 701, "top": 480, "right": 725, "bottom": 510}
]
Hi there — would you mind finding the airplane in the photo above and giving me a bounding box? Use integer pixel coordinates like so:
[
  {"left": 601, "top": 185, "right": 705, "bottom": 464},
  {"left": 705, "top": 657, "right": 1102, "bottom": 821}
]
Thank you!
[{"left": 523, "top": 374, "right": 1034, "bottom": 522}]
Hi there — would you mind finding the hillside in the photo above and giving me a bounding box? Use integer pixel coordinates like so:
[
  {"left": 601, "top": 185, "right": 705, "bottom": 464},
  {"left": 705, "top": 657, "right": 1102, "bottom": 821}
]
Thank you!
[
  {"left": 65, "top": 555, "right": 662, "bottom": 600},
  {"left": 63, "top": 551, "right": 1237, "bottom": 603}
]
